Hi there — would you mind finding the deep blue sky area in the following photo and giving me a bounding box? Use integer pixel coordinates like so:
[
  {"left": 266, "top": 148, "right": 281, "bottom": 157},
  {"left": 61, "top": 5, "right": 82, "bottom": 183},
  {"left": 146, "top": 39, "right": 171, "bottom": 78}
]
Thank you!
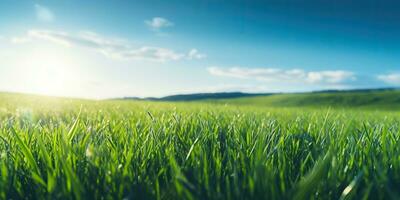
[{"left": 0, "top": 0, "right": 399, "bottom": 98}]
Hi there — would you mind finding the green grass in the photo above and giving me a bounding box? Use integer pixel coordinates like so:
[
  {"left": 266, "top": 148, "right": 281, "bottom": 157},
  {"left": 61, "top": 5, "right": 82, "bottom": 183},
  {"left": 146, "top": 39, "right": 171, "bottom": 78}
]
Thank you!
[{"left": 0, "top": 92, "right": 400, "bottom": 199}]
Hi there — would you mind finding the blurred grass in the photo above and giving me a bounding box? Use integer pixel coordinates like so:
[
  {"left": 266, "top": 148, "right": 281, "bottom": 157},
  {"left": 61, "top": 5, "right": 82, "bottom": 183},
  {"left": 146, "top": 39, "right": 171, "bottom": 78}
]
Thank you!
[{"left": 0, "top": 92, "right": 399, "bottom": 199}]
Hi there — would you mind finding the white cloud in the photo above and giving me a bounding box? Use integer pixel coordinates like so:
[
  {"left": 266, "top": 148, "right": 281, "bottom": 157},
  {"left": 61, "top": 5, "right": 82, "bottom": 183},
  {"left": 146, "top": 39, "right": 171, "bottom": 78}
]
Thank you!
[
  {"left": 11, "top": 37, "right": 31, "bottom": 44},
  {"left": 208, "top": 67, "right": 355, "bottom": 85},
  {"left": 23, "top": 29, "right": 201, "bottom": 62},
  {"left": 119, "top": 46, "right": 185, "bottom": 61},
  {"left": 193, "top": 84, "right": 273, "bottom": 94},
  {"left": 377, "top": 73, "right": 400, "bottom": 85},
  {"left": 145, "top": 17, "right": 174, "bottom": 31},
  {"left": 307, "top": 71, "right": 355, "bottom": 84},
  {"left": 35, "top": 4, "right": 54, "bottom": 22},
  {"left": 187, "top": 49, "right": 206, "bottom": 60},
  {"left": 28, "top": 30, "right": 73, "bottom": 46}
]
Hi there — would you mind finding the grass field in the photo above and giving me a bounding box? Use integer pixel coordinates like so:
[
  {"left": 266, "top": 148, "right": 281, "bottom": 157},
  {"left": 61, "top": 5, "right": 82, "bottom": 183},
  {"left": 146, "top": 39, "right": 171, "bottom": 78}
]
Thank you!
[{"left": 0, "top": 92, "right": 400, "bottom": 199}]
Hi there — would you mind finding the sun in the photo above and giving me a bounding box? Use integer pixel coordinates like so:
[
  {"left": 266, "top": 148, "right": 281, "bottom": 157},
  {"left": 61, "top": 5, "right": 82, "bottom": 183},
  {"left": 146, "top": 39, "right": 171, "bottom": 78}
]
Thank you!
[{"left": 20, "top": 46, "right": 79, "bottom": 97}]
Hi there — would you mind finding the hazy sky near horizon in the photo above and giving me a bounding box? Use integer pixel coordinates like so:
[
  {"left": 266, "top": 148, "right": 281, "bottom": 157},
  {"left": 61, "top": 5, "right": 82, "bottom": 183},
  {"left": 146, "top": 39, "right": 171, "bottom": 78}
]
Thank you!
[{"left": 1, "top": 0, "right": 400, "bottom": 98}]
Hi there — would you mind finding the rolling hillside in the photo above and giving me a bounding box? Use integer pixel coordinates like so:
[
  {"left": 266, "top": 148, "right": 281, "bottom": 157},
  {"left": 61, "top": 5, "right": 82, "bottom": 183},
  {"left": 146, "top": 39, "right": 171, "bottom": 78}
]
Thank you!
[
  {"left": 1, "top": 88, "right": 400, "bottom": 110},
  {"left": 121, "top": 92, "right": 271, "bottom": 101},
  {"left": 208, "top": 89, "right": 400, "bottom": 109}
]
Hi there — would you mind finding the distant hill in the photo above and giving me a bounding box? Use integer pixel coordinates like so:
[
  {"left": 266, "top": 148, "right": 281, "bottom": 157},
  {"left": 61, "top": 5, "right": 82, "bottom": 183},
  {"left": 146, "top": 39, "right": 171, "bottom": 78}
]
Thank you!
[
  {"left": 1, "top": 88, "right": 399, "bottom": 110},
  {"left": 209, "top": 88, "right": 400, "bottom": 110},
  {"left": 120, "top": 88, "right": 399, "bottom": 102},
  {"left": 119, "top": 87, "right": 400, "bottom": 110},
  {"left": 310, "top": 87, "right": 398, "bottom": 94},
  {"left": 122, "top": 92, "right": 272, "bottom": 101},
  {"left": 118, "top": 88, "right": 400, "bottom": 109}
]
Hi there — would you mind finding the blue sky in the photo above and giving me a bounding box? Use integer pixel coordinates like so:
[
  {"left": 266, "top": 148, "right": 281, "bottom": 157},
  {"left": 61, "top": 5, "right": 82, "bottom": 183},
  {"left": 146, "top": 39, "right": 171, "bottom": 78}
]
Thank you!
[{"left": 0, "top": 0, "right": 399, "bottom": 98}]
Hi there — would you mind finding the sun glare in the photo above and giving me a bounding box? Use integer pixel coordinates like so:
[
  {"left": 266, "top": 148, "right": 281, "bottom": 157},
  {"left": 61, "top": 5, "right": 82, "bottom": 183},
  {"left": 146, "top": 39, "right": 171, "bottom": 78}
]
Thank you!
[{"left": 20, "top": 46, "right": 79, "bottom": 97}]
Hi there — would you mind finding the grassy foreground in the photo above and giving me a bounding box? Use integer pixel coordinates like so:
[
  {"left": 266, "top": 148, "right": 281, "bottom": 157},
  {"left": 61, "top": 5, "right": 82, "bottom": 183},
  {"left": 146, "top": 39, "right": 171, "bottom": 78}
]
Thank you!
[{"left": 0, "top": 93, "right": 400, "bottom": 199}]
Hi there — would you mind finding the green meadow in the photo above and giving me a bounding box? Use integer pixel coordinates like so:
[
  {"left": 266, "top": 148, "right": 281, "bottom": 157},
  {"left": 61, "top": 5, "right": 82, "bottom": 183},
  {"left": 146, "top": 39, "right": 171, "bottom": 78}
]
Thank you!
[{"left": 0, "top": 91, "right": 400, "bottom": 199}]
